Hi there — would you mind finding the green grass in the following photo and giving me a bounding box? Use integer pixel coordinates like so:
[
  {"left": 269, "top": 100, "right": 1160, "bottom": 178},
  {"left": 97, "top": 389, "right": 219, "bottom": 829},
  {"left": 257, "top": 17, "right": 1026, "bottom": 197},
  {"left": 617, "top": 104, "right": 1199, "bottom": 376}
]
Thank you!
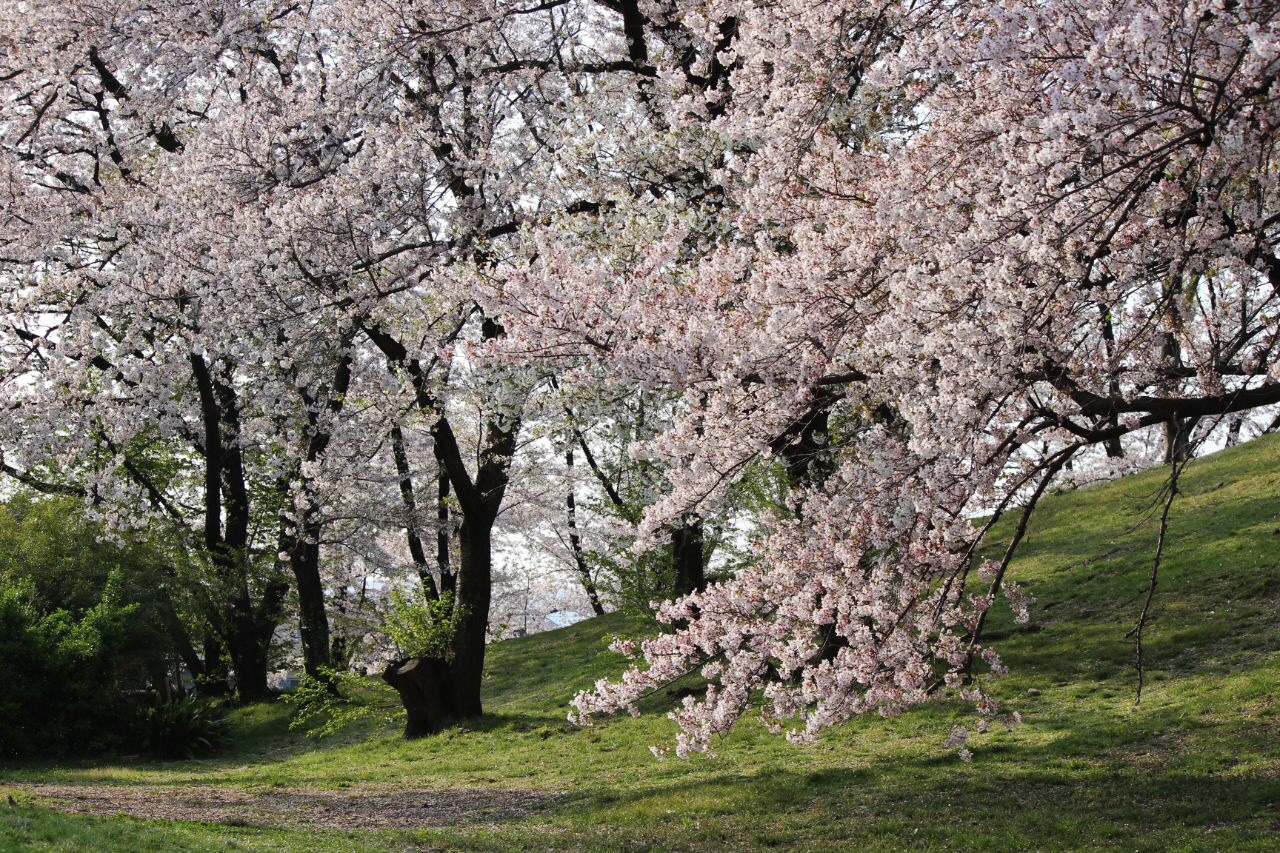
[{"left": 3, "top": 436, "right": 1280, "bottom": 851}]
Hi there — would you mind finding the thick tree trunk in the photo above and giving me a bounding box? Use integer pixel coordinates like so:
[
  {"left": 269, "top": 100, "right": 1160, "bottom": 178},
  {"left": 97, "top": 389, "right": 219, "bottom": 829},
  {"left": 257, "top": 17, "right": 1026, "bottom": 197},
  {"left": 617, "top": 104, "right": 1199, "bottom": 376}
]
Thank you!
[
  {"left": 448, "top": 515, "right": 494, "bottom": 719},
  {"left": 291, "top": 535, "right": 332, "bottom": 680},
  {"left": 228, "top": 619, "right": 273, "bottom": 703},
  {"left": 361, "top": 320, "right": 516, "bottom": 732},
  {"left": 438, "top": 461, "right": 455, "bottom": 595},
  {"left": 200, "top": 635, "right": 231, "bottom": 696},
  {"left": 221, "top": 574, "right": 289, "bottom": 704},
  {"left": 381, "top": 657, "right": 456, "bottom": 737},
  {"left": 672, "top": 518, "right": 705, "bottom": 596}
]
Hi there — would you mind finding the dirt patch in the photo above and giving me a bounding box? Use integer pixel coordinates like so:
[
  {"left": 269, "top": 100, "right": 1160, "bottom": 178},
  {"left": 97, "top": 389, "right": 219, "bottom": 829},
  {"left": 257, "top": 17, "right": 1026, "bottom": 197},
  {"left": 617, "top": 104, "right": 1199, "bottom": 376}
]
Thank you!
[{"left": 26, "top": 783, "right": 562, "bottom": 830}]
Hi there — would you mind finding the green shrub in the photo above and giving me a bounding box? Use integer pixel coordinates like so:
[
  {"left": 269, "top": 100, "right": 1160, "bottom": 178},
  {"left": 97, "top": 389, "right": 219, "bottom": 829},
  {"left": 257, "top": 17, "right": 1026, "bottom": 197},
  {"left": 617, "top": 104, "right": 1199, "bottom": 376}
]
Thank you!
[
  {"left": 0, "top": 494, "right": 202, "bottom": 758},
  {"left": 383, "top": 588, "right": 460, "bottom": 659},
  {"left": 0, "top": 576, "right": 139, "bottom": 757},
  {"left": 281, "top": 668, "right": 396, "bottom": 738},
  {"left": 138, "top": 694, "right": 229, "bottom": 759}
]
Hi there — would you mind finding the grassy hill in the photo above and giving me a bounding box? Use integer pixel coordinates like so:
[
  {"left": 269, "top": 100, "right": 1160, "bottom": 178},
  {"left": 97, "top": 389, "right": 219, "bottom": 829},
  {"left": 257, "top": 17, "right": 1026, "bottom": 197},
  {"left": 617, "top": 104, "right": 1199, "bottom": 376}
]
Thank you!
[{"left": 2, "top": 436, "right": 1279, "bottom": 851}]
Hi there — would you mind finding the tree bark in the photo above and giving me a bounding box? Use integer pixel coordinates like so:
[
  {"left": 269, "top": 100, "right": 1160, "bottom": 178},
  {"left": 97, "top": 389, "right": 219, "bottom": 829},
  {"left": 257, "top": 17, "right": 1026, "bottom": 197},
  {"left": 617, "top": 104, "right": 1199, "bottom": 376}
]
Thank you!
[
  {"left": 199, "top": 634, "right": 231, "bottom": 696},
  {"left": 1225, "top": 415, "right": 1243, "bottom": 447},
  {"left": 390, "top": 423, "right": 439, "bottom": 598},
  {"left": 437, "top": 455, "right": 455, "bottom": 595},
  {"left": 1099, "top": 305, "right": 1125, "bottom": 458},
  {"left": 290, "top": 533, "right": 332, "bottom": 680},
  {"left": 282, "top": 346, "right": 352, "bottom": 680},
  {"left": 448, "top": 515, "right": 494, "bottom": 718},
  {"left": 671, "top": 517, "right": 705, "bottom": 595},
  {"left": 1163, "top": 415, "right": 1197, "bottom": 464},
  {"left": 381, "top": 657, "right": 455, "bottom": 737},
  {"left": 228, "top": 616, "right": 273, "bottom": 703},
  {"left": 361, "top": 317, "right": 518, "bottom": 728}
]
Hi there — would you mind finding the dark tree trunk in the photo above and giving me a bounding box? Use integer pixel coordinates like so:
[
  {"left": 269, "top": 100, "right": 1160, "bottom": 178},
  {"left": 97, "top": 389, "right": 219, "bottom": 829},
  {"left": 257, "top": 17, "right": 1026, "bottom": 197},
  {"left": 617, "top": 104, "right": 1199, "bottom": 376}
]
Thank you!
[
  {"left": 221, "top": 572, "right": 289, "bottom": 704},
  {"left": 778, "top": 398, "right": 835, "bottom": 486},
  {"left": 448, "top": 515, "right": 494, "bottom": 718},
  {"left": 1225, "top": 415, "right": 1243, "bottom": 447},
  {"left": 283, "top": 347, "right": 351, "bottom": 680},
  {"left": 437, "top": 459, "right": 455, "bottom": 595},
  {"left": 200, "top": 635, "right": 231, "bottom": 696},
  {"left": 361, "top": 318, "right": 518, "bottom": 732},
  {"left": 1159, "top": 326, "right": 1195, "bottom": 464},
  {"left": 1099, "top": 305, "right": 1125, "bottom": 458},
  {"left": 381, "top": 657, "right": 456, "bottom": 737},
  {"left": 390, "top": 423, "right": 440, "bottom": 598},
  {"left": 228, "top": 616, "right": 273, "bottom": 703},
  {"left": 1164, "top": 415, "right": 1198, "bottom": 464},
  {"left": 291, "top": 534, "right": 332, "bottom": 679},
  {"left": 672, "top": 518, "right": 705, "bottom": 595}
]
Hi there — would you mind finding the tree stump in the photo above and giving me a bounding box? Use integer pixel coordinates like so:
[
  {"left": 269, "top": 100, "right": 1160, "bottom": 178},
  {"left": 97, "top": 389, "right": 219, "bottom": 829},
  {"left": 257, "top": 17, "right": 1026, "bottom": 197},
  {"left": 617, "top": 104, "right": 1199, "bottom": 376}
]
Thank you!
[{"left": 381, "top": 657, "right": 454, "bottom": 737}]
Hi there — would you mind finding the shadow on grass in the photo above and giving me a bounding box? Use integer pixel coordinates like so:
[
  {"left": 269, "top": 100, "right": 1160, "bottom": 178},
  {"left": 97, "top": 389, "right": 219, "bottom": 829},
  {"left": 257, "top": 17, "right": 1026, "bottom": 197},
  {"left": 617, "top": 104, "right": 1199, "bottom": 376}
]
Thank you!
[{"left": 545, "top": 719, "right": 1280, "bottom": 847}]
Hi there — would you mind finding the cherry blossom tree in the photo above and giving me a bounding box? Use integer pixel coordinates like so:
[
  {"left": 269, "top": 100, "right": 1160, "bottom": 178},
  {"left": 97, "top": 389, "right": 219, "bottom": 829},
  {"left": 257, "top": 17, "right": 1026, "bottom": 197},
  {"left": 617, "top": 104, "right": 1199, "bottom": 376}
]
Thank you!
[
  {"left": 0, "top": 0, "right": 659, "bottom": 716},
  {"left": 496, "top": 0, "right": 1280, "bottom": 756},
  {"left": 4, "top": 0, "right": 1276, "bottom": 754}
]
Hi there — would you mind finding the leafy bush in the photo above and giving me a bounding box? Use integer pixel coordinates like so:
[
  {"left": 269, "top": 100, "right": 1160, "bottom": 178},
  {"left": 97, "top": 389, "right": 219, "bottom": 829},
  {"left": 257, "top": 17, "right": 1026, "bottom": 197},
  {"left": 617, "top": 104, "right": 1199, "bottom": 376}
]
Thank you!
[
  {"left": 0, "top": 495, "right": 198, "bottom": 758},
  {"left": 281, "top": 668, "right": 396, "bottom": 738},
  {"left": 138, "top": 694, "right": 229, "bottom": 759},
  {"left": 383, "top": 589, "right": 460, "bottom": 659},
  {"left": 0, "top": 576, "right": 140, "bottom": 757}
]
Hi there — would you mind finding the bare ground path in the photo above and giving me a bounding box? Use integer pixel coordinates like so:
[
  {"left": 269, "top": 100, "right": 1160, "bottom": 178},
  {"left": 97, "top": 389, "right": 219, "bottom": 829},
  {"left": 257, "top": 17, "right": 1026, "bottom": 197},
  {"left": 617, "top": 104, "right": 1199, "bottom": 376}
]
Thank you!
[{"left": 23, "top": 783, "right": 563, "bottom": 831}]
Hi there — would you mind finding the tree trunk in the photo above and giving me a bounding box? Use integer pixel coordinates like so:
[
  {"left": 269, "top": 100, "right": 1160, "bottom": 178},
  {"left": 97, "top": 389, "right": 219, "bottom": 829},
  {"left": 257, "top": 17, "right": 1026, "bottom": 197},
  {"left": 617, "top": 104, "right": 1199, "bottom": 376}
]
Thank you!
[
  {"left": 291, "top": 534, "right": 332, "bottom": 680},
  {"left": 437, "top": 457, "right": 455, "bottom": 595},
  {"left": 448, "top": 515, "right": 494, "bottom": 719},
  {"left": 1225, "top": 415, "right": 1243, "bottom": 447},
  {"left": 672, "top": 518, "right": 705, "bottom": 596},
  {"left": 228, "top": 618, "right": 273, "bottom": 703},
  {"left": 381, "top": 657, "right": 456, "bottom": 737},
  {"left": 200, "top": 635, "right": 231, "bottom": 696},
  {"left": 390, "top": 423, "right": 439, "bottom": 598},
  {"left": 566, "top": 446, "right": 606, "bottom": 615},
  {"left": 1099, "top": 305, "right": 1125, "bottom": 459},
  {"left": 1163, "top": 415, "right": 1197, "bottom": 464},
  {"left": 221, "top": 574, "right": 289, "bottom": 704},
  {"left": 381, "top": 508, "right": 495, "bottom": 738},
  {"left": 361, "top": 320, "right": 517, "bottom": 732}
]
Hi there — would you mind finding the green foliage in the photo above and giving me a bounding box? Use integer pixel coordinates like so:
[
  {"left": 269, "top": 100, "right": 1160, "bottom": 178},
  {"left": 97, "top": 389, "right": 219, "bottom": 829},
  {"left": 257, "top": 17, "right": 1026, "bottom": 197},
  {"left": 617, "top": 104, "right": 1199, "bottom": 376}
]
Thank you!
[
  {"left": 0, "top": 494, "right": 195, "bottom": 757},
  {"left": 138, "top": 694, "right": 229, "bottom": 759},
  {"left": 592, "top": 547, "right": 674, "bottom": 616},
  {"left": 590, "top": 459, "right": 788, "bottom": 616},
  {"left": 0, "top": 573, "right": 142, "bottom": 757},
  {"left": 383, "top": 588, "right": 460, "bottom": 659},
  {"left": 281, "top": 669, "right": 396, "bottom": 739}
]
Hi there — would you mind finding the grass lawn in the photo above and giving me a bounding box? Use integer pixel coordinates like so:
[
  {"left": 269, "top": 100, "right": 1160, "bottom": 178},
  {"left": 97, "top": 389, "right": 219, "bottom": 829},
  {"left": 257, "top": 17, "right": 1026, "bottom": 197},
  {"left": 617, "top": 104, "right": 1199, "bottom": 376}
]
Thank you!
[{"left": 2, "top": 436, "right": 1279, "bottom": 851}]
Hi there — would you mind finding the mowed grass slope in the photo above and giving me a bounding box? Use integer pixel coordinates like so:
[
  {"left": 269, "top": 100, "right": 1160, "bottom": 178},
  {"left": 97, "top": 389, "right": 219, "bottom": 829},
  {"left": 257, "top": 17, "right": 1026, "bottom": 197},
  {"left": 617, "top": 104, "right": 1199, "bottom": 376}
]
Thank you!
[{"left": 2, "top": 436, "right": 1279, "bottom": 851}]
